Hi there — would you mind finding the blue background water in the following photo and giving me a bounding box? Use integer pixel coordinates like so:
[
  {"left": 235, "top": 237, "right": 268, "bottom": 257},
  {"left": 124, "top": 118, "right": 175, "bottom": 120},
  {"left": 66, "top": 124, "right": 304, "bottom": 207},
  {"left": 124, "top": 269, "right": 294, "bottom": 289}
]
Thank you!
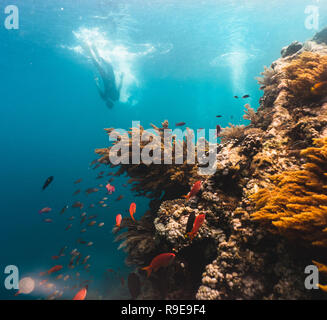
[{"left": 0, "top": 0, "right": 325, "bottom": 299}]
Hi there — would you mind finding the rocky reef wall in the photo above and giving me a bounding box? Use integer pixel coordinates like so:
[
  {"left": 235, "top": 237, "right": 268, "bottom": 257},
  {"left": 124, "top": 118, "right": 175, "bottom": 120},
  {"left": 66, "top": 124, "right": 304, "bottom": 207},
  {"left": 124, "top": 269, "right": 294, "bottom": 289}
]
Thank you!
[{"left": 96, "top": 28, "right": 327, "bottom": 299}]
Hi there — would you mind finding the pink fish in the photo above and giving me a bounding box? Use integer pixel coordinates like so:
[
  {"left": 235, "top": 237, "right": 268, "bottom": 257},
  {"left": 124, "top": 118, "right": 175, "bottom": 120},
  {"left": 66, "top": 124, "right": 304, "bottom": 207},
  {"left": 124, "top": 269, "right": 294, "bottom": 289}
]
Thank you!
[
  {"left": 39, "top": 207, "right": 52, "bottom": 214},
  {"left": 106, "top": 183, "right": 115, "bottom": 194}
]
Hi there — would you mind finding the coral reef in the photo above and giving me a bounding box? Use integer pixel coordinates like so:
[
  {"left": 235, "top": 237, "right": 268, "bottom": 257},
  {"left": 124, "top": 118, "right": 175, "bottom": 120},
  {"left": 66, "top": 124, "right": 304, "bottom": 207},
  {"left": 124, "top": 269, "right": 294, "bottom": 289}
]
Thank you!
[
  {"left": 95, "top": 28, "right": 327, "bottom": 300},
  {"left": 96, "top": 122, "right": 204, "bottom": 200},
  {"left": 251, "top": 138, "right": 327, "bottom": 247}
]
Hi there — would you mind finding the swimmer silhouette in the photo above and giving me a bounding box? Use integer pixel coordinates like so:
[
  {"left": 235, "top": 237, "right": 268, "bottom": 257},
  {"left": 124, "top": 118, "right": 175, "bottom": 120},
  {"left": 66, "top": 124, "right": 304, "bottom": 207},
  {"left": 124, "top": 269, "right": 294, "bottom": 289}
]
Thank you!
[{"left": 84, "top": 43, "right": 123, "bottom": 109}]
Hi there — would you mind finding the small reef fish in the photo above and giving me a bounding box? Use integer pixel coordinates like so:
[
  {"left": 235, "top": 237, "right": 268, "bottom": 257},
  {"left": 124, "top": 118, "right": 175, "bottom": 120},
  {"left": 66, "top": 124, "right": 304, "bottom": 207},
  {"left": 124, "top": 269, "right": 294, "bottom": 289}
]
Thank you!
[
  {"left": 39, "top": 207, "right": 52, "bottom": 214},
  {"left": 242, "top": 94, "right": 250, "bottom": 98},
  {"left": 86, "top": 242, "right": 94, "bottom": 247},
  {"left": 142, "top": 253, "right": 176, "bottom": 278},
  {"left": 184, "top": 181, "right": 202, "bottom": 202},
  {"left": 85, "top": 188, "right": 99, "bottom": 195},
  {"left": 116, "top": 214, "right": 122, "bottom": 227},
  {"left": 96, "top": 175, "right": 104, "bottom": 180},
  {"left": 73, "top": 190, "right": 81, "bottom": 196},
  {"left": 311, "top": 81, "right": 327, "bottom": 95},
  {"left": 43, "top": 218, "right": 53, "bottom": 223},
  {"left": 90, "top": 159, "right": 97, "bottom": 167},
  {"left": 88, "top": 215, "right": 97, "bottom": 220},
  {"left": 185, "top": 212, "right": 196, "bottom": 236},
  {"left": 68, "top": 216, "right": 75, "bottom": 221},
  {"left": 60, "top": 205, "right": 68, "bottom": 214},
  {"left": 80, "top": 228, "right": 86, "bottom": 233},
  {"left": 65, "top": 224, "right": 73, "bottom": 231},
  {"left": 215, "top": 125, "right": 221, "bottom": 138},
  {"left": 108, "top": 178, "right": 114, "bottom": 182},
  {"left": 47, "top": 265, "right": 63, "bottom": 275},
  {"left": 39, "top": 279, "right": 48, "bottom": 286},
  {"left": 77, "top": 239, "right": 87, "bottom": 244},
  {"left": 128, "top": 273, "right": 141, "bottom": 300},
  {"left": 93, "top": 164, "right": 101, "bottom": 170},
  {"left": 88, "top": 221, "right": 96, "bottom": 227},
  {"left": 129, "top": 203, "right": 136, "bottom": 221},
  {"left": 98, "top": 222, "right": 104, "bottom": 227},
  {"left": 42, "top": 176, "right": 54, "bottom": 190},
  {"left": 106, "top": 183, "right": 115, "bottom": 194},
  {"left": 52, "top": 255, "right": 59, "bottom": 260},
  {"left": 55, "top": 274, "right": 63, "bottom": 280},
  {"left": 80, "top": 216, "right": 86, "bottom": 224},
  {"left": 72, "top": 201, "right": 83, "bottom": 209},
  {"left": 63, "top": 275, "right": 70, "bottom": 281},
  {"left": 99, "top": 171, "right": 104, "bottom": 175},
  {"left": 81, "top": 212, "right": 87, "bottom": 217},
  {"left": 175, "top": 122, "right": 186, "bottom": 127},
  {"left": 115, "top": 195, "right": 124, "bottom": 201},
  {"left": 58, "top": 246, "right": 67, "bottom": 257},
  {"left": 73, "top": 287, "right": 88, "bottom": 300},
  {"left": 216, "top": 115, "right": 222, "bottom": 118},
  {"left": 234, "top": 96, "right": 239, "bottom": 99},
  {"left": 186, "top": 214, "right": 206, "bottom": 240},
  {"left": 74, "top": 179, "right": 82, "bottom": 184}
]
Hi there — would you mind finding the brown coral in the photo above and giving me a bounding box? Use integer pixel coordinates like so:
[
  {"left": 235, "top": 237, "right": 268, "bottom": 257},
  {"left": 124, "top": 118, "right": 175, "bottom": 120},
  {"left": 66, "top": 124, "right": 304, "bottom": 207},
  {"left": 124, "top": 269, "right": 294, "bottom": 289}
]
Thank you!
[
  {"left": 96, "top": 121, "right": 207, "bottom": 200},
  {"left": 251, "top": 137, "right": 327, "bottom": 247},
  {"left": 283, "top": 51, "right": 327, "bottom": 102}
]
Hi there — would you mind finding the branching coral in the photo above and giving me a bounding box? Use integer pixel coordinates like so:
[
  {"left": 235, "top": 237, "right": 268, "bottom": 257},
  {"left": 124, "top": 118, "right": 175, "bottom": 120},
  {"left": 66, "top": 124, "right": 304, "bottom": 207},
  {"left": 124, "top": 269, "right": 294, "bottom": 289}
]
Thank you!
[
  {"left": 95, "top": 121, "right": 206, "bottom": 199},
  {"left": 283, "top": 52, "right": 327, "bottom": 102},
  {"left": 256, "top": 65, "right": 277, "bottom": 89},
  {"left": 251, "top": 137, "right": 327, "bottom": 247},
  {"left": 114, "top": 211, "right": 157, "bottom": 266},
  {"left": 243, "top": 104, "right": 259, "bottom": 125},
  {"left": 220, "top": 124, "right": 245, "bottom": 144}
]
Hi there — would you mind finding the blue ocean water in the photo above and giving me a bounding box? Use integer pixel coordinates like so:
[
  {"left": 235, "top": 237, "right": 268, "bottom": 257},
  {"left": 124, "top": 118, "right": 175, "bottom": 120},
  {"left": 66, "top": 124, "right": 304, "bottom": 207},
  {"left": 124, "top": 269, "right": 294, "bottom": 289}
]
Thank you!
[{"left": 0, "top": 0, "right": 325, "bottom": 299}]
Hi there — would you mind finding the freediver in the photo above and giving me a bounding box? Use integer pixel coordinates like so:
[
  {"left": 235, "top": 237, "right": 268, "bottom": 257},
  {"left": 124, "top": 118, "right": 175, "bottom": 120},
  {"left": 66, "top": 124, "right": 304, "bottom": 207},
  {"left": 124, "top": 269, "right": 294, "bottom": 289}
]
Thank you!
[{"left": 84, "top": 43, "right": 123, "bottom": 108}]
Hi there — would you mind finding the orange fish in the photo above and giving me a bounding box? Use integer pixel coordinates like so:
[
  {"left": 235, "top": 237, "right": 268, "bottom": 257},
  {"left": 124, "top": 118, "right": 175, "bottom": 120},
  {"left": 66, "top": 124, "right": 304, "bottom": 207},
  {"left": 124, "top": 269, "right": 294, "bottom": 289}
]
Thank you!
[
  {"left": 129, "top": 203, "right": 136, "bottom": 221},
  {"left": 183, "top": 181, "right": 202, "bottom": 201},
  {"left": 73, "top": 286, "right": 88, "bottom": 300},
  {"left": 187, "top": 214, "right": 206, "bottom": 240},
  {"left": 142, "top": 253, "right": 175, "bottom": 278},
  {"left": 311, "top": 81, "right": 327, "bottom": 95},
  {"left": 47, "top": 265, "right": 63, "bottom": 274},
  {"left": 116, "top": 214, "right": 122, "bottom": 227}
]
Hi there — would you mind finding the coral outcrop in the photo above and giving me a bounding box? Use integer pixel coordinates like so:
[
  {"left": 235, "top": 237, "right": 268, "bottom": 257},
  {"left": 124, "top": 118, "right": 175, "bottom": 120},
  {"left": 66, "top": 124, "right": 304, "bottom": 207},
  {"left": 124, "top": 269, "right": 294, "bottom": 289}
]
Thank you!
[{"left": 96, "top": 29, "right": 327, "bottom": 300}]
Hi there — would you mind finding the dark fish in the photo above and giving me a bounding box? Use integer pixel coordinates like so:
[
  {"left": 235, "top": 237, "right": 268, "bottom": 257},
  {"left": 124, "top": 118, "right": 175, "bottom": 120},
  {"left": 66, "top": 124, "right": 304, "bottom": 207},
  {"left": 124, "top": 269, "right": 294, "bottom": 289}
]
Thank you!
[
  {"left": 65, "top": 224, "right": 72, "bottom": 231},
  {"left": 96, "top": 176, "right": 104, "bottom": 180},
  {"left": 85, "top": 188, "right": 99, "bottom": 195},
  {"left": 242, "top": 94, "right": 250, "bottom": 98},
  {"left": 215, "top": 125, "right": 221, "bottom": 137},
  {"left": 77, "top": 239, "right": 87, "bottom": 245},
  {"left": 93, "top": 164, "right": 101, "bottom": 170},
  {"left": 74, "top": 179, "right": 82, "bottom": 184},
  {"left": 42, "top": 176, "right": 54, "bottom": 191},
  {"left": 128, "top": 273, "right": 141, "bottom": 299},
  {"left": 80, "top": 216, "right": 86, "bottom": 224},
  {"left": 60, "top": 205, "right": 68, "bottom": 214},
  {"left": 72, "top": 201, "right": 83, "bottom": 209},
  {"left": 216, "top": 115, "right": 222, "bottom": 118},
  {"left": 90, "top": 159, "right": 98, "bottom": 166},
  {"left": 115, "top": 195, "right": 124, "bottom": 201},
  {"left": 175, "top": 122, "right": 186, "bottom": 127},
  {"left": 88, "top": 215, "right": 97, "bottom": 220},
  {"left": 73, "top": 190, "right": 81, "bottom": 196},
  {"left": 234, "top": 96, "right": 239, "bottom": 99},
  {"left": 185, "top": 212, "right": 196, "bottom": 235},
  {"left": 109, "top": 178, "right": 114, "bottom": 183},
  {"left": 58, "top": 246, "right": 67, "bottom": 257},
  {"left": 88, "top": 221, "right": 96, "bottom": 227},
  {"left": 107, "top": 172, "right": 113, "bottom": 176},
  {"left": 99, "top": 171, "right": 104, "bottom": 175}
]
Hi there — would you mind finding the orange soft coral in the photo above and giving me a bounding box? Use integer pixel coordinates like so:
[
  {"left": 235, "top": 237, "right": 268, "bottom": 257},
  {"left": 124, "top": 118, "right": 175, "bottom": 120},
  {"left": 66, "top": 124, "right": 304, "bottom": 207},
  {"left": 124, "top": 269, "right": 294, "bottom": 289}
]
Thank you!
[
  {"left": 251, "top": 137, "right": 327, "bottom": 247},
  {"left": 283, "top": 52, "right": 327, "bottom": 102}
]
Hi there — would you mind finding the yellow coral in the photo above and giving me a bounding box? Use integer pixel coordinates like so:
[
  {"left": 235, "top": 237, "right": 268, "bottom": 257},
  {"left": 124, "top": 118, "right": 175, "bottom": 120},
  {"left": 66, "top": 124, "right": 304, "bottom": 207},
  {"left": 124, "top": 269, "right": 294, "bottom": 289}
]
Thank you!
[
  {"left": 251, "top": 137, "right": 327, "bottom": 247},
  {"left": 283, "top": 52, "right": 327, "bottom": 101}
]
